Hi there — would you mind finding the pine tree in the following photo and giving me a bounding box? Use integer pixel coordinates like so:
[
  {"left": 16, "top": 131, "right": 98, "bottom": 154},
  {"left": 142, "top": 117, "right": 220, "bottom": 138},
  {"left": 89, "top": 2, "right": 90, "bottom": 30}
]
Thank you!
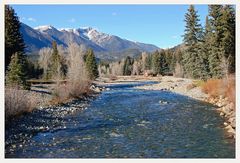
[
  {"left": 208, "top": 5, "right": 224, "bottom": 78},
  {"left": 123, "top": 56, "right": 134, "bottom": 76},
  {"left": 173, "top": 48, "right": 183, "bottom": 65},
  {"left": 221, "top": 5, "right": 235, "bottom": 74},
  {"left": 198, "top": 16, "right": 211, "bottom": 80},
  {"left": 49, "top": 41, "right": 61, "bottom": 79},
  {"left": 163, "top": 49, "right": 172, "bottom": 73},
  {"left": 144, "top": 55, "right": 152, "bottom": 70},
  {"left": 86, "top": 48, "right": 99, "bottom": 80},
  {"left": 159, "top": 50, "right": 169, "bottom": 75},
  {"left": 151, "top": 51, "right": 161, "bottom": 74},
  {"left": 5, "top": 5, "right": 25, "bottom": 71},
  {"left": 6, "top": 53, "right": 29, "bottom": 89},
  {"left": 173, "top": 48, "right": 184, "bottom": 77},
  {"left": 183, "top": 5, "right": 204, "bottom": 79}
]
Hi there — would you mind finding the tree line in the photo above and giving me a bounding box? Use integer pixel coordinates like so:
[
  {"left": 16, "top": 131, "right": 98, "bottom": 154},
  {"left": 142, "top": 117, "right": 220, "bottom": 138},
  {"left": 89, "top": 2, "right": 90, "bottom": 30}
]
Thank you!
[
  {"left": 38, "top": 41, "right": 98, "bottom": 81},
  {"left": 5, "top": 4, "right": 235, "bottom": 90},
  {"left": 99, "top": 5, "right": 235, "bottom": 80},
  {"left": 98, "top": 48, "right": 183, "bottom": 77},
  {"left": 183, "top": 5, "right": 235, "bottom": 80},
  {"left": 5, "top": 5, "right": 98, "bottom": 90}
]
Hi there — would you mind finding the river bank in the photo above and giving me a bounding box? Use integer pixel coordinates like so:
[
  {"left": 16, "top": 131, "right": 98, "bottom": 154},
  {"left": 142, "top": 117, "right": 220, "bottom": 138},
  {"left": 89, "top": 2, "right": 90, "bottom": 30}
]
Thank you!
[
  {"left": 6, "top": 75, "right": 235, "bottom": 139},
  {"left": 5, "top": 82, "right": 106, "bottom": 122},
  {"left": 96, "top": 75, "right": 235, "bottom": 139},
  {"left": 6, "top": 79, "right": 235, "bottom": 158},
  {"left": 133, "top": 76, "right": 235, "bottom": 139}
]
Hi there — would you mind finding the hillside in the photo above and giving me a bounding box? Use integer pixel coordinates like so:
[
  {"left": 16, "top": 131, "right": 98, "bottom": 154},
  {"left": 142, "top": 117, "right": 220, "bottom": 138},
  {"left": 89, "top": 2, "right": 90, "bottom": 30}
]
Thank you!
[{"left": 20, "top": 23, "right": 160, "bottom": 60}]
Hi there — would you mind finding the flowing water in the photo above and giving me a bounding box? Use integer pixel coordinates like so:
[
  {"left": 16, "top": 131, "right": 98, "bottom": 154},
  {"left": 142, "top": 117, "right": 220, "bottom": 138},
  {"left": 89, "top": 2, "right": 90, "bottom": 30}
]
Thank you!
[{"left": 5, "top": 81, "right": 235, "bottom": 158}]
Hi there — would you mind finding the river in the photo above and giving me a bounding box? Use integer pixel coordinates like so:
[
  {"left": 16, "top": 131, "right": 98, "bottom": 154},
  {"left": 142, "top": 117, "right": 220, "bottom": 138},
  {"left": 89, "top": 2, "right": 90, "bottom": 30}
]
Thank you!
[{"left": 5, "top": 81, "right": 235, "bottom": 158}]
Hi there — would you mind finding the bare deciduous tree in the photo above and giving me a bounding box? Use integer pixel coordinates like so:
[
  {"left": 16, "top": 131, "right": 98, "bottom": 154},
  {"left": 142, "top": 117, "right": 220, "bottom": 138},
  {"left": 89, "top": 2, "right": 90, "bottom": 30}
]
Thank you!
[
  {"left": 109, "top": 59, "right": 125, "bottom": 76},
  {"left": 66, "top": 43, "right": 90, "bottom": 97},
  {"left": 174, "top": 62, "right": 184, "bottom": 78},
  {"left": 132, "top": 60, "right": 142, "bottom": 75},
  {"left": 38, "top": 47, "right": 52, "bottom": 79}
]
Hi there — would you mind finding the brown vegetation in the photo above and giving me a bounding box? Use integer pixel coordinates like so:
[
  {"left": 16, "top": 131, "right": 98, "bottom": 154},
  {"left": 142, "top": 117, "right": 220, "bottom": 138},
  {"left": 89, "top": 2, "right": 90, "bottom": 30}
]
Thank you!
[
  {"left": 201, "top": 75, "right": 235, "bottom": 104},
  {"left": 51, "top": 43, "right": 91, "bottom": 103},
  {"left": 174, "top": 62, "right": 184, "bottom": 78},
  {"left": 224, "top": 75, "right": 235, "bottom": 105},
  {"left": 202, "top": 79, "right": 222, "bottom": 97},
  {"left": 186, "top": 83, "right": 197, "bottom": 90},
  {"left": 5, "top": 87, "right": 37, "bottom": 119},
  {"left": 38, "top": 47, "right": 53, "bottom": 79}
]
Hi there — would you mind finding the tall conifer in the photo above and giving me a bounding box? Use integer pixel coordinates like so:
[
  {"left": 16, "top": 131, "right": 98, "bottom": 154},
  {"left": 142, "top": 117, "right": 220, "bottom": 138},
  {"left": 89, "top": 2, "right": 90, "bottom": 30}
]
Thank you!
[
  {"left": 5, "top": 5, "right": 25, "bottom": 71},
  {"left": 183, "top": 5, "right": 204, "bottom": 79},
  {"left": 208, "top": 5, "right": 224, "bottom": 78},
  {"left": 86, "top": 48, "right": 99, "bottom": 79}
]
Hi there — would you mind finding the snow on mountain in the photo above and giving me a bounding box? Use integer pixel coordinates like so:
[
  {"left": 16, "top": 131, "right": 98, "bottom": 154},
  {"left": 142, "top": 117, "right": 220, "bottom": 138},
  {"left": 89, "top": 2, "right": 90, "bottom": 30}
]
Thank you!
[
  {"left": 20, "top": 23, "right": 160, "bottom": 60},
  {"left": 34, "top": 25, "right": 55, "bottom": 32}
]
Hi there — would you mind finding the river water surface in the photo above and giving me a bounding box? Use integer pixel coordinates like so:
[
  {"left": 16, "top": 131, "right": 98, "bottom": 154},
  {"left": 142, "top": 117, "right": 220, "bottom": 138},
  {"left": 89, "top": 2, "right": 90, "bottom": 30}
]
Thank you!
[{"left": 5, "top": 81, "right": 235, "bottom": 158}]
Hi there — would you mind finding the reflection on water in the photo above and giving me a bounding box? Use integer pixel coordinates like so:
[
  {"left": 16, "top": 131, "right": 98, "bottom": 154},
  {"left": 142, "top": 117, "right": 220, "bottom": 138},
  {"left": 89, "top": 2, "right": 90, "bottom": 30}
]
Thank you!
[{"left": 5, "top": 81, "right": 235, "bottom": 158}]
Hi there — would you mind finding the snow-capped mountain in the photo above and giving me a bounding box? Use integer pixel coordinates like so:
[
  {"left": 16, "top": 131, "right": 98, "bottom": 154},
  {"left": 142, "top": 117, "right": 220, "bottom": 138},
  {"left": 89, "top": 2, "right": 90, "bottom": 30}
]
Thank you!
[{"left": 20, "top": 23, "right": 160, "bottom": 60}]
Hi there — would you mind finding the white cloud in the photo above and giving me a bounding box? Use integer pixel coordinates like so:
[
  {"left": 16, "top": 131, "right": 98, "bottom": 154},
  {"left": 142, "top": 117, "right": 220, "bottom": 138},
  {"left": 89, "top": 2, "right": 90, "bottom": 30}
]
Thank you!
[
  {"left": 112, "top": 12, "right": 117, "bottom": 16},
  {"left": 171, "top": 35, "right": 178, "bottom": 39},
  {"left": 69, "top": 18, "right": 76, "bottom": 23},
  {"left": 27, "top": 17, "right": 36, "bottom": 22}
]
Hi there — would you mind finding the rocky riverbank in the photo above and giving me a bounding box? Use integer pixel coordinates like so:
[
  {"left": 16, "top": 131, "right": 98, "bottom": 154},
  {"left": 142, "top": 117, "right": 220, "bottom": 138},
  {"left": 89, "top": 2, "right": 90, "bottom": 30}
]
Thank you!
[
  {"left": 205, "top": 97, "right": 235, "bottom": 139},
  {"left": 5, "top": 83, "right": 106, "bottom": 121},
  {"left": 133, "top": 76, "right": 235, "bottom": 139},
  {"left": 134, "top": 76, "right": 208, "bottom": 101},
  {"left": 6, "top": 76, "right": 235, "bottom": 139}
]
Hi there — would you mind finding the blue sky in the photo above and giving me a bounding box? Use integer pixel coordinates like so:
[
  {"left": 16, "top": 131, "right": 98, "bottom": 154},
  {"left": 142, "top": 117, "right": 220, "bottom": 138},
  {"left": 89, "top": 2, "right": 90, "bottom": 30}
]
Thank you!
[{"left": 12, "top": 5, "right": 209, "bottom": 48}]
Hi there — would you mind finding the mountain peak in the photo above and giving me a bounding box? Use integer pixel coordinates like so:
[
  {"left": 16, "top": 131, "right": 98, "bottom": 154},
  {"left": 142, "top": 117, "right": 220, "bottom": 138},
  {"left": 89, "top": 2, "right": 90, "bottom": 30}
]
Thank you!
[
  {"left": 80, "top": 26, "right": 93, "bottom": 31},
  {"left": 34, "top": 25, "right": 56, "bottom": 32},
  {"left": 20, "top": 22, "right": 160, "bottom": 60}
]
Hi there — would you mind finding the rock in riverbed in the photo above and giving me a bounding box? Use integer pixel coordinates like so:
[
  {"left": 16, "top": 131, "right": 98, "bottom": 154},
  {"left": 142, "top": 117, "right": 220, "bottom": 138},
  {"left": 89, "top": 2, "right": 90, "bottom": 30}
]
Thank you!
[
  {"left": 225, "top": 125, "right": 235, "bottom": 134},
  {"left": 159, "top": 100, "right": 168, "bottom": 105}
]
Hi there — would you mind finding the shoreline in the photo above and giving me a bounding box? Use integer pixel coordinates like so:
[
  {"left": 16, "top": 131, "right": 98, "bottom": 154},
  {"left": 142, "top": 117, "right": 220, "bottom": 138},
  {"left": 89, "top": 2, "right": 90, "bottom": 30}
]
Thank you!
[
  {"left": 136, "top": 76, "right": 235, "bottom": 139},
  {"left": 97, "top": 75, "right": 235, "bottom": 139},
  {"left": 6, "top": 75, "right": 235, "bottom": 139},
  {"left": 5, "top": 83, "right": 104, "bottom": 122}
]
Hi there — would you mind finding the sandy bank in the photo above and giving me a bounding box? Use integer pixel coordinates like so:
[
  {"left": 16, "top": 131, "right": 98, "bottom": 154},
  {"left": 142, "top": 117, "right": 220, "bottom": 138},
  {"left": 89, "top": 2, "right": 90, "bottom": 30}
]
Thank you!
[{"left": 134, "top": 76, "right": 208, "bottom": 101}]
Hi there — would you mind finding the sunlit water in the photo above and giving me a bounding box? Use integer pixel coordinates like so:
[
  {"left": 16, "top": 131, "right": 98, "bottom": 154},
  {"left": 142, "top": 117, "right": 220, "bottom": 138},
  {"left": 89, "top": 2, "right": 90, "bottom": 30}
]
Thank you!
[{"left": 5, "top": 81, "right": 235, "bottom": 158}]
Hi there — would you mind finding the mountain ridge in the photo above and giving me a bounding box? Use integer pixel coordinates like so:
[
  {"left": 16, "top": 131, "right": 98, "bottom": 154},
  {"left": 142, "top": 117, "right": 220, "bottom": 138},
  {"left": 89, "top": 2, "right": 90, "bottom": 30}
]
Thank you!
[{"left": 20, "top": 23, "right": 160, "bottom": 60}]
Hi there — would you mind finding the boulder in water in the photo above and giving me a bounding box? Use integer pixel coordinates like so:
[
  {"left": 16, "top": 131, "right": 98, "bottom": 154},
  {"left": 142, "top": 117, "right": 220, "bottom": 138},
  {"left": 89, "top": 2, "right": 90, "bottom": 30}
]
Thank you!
[
  {"left": 95, "top": 87, "right": 101, "bottom": 92},
  {"left": 159, "top": 100, "right": 168, "bottom": 105}
]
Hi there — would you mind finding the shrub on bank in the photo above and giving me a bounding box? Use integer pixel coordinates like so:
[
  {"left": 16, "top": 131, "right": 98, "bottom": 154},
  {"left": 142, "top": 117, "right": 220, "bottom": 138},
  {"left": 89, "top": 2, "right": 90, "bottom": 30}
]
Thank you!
[
  {"left": 51, "top": 43, "right": 92, "bottom": 104},
  {"left": 5, "top": 87, "right": 37, "bottom": 119},
  {"left": 224, "top": 75, "right": 235, "bottom": 105},
  {"left": 201, "top": 75, "right": 235, "bottom": 105},
  {"left": 201, "top": 79, "right": 222, "bottom": 97}
]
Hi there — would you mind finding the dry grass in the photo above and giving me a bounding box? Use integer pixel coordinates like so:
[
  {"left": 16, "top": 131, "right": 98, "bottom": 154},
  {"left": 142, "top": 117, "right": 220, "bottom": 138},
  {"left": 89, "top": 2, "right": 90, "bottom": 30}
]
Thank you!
[
  {"left": 67, "top": 80, "right": 91, "bottom": 98},
  {"left": 51, "top": 80, "right": 91, "bottom": 105},
  {"left": 225, "top": 75, "right": 235, "bottom": 105},
  {"left": 193, "top": 80, "right": 205, "bottom": 87},
  {"left": 187, "top": 80, "right": 205, "bottom": 91},
  {"left": 5, "top": 87, "right": 37, "bottom": 119},
  {"left": 201, "top": 79, "right": 223, "bottom": 97},
  {"left": 201, "top": 75, "right": 235, "bottom": 104},
  {"left": 186, "top": 83, "right": 197, "bottom": 90}
]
